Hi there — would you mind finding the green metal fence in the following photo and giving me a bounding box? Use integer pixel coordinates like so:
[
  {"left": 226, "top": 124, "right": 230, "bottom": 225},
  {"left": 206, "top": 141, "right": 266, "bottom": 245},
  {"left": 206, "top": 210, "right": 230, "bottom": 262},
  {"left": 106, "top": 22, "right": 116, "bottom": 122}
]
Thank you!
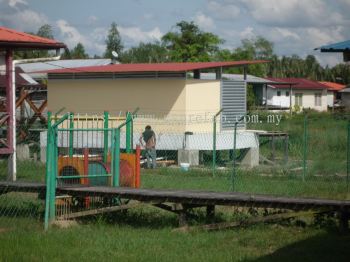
[{"left": 1, "top": 110, "right": 350, "bottom": 230}]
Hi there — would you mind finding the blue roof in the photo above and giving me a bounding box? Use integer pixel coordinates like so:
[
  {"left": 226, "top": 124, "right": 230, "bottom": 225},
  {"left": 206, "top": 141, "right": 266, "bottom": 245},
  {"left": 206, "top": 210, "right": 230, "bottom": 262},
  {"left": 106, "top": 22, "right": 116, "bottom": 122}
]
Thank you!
[{"left": 315, "top": 40, "right": 350, "bottom": 52}]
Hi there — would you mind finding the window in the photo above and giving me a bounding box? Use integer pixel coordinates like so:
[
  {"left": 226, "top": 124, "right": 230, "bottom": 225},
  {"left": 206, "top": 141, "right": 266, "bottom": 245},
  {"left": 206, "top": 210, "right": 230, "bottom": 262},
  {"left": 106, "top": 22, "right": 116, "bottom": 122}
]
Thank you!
[
  {"left": 315, "top": 93, "right": 322, "bottom": 106},
  {"left": 295, "top": 93, "right": 303, "bottom": 106},
  {"left": 286, "top": 91, "right": 290, "bottom": 97},
  {"left": 277, "top": 91, "right": 281, "bottom": 96}
]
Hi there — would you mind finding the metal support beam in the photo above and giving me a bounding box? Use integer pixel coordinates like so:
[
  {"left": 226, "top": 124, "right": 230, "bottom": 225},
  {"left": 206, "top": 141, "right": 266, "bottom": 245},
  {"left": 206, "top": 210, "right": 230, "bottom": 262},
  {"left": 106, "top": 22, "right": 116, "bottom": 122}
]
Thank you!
[
  {"left": 5, "top": 50, "right": 16, "bottom": 181},
  {"left": 243, "top": 66, "right": 247, "bottom": 80},
  {"left": 193, "top": 70, "right": 200, "bottom": 79},
  {"left": 290, "top": 84, "right": 293, "bottom": 115},
  {"left": 265, "top": 84, "right": 268, "bottom": 110}
]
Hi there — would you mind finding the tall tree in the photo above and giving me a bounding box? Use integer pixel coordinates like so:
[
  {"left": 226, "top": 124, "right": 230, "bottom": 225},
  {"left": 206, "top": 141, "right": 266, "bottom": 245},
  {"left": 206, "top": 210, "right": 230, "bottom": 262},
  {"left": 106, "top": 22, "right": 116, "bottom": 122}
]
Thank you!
[
  {"left": 70, "top": 43, "right": 89, "bottom": 59},
  {"left": 104, "top": 22, "right": 123, "bottom": 59},
  {"left": 36, "top": 24, "right": 54, "bottom": 39},
  {"left": 35, "top": 24, "right": 54, "bottom": 58},
  {"left": 15, "top": 24, "right": 55, "bottom": 59},
  {"left": 161, "top": 21, "right": 223, "bottom": 62},
  {"left": 121, "top": 42, "right": 168, "bottom": 63}
]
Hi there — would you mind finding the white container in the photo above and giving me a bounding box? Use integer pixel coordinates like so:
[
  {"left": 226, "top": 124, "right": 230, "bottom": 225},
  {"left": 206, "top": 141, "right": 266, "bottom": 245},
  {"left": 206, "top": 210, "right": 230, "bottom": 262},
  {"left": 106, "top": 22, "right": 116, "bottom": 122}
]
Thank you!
[{"left": 180, "top": 162, "right": 190, "bottom": 171}]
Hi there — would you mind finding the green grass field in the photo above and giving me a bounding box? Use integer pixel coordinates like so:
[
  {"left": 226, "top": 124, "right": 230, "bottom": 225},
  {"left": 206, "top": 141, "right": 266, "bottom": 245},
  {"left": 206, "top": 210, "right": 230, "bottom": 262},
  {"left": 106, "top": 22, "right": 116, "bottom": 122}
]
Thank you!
[
  {"left": 0, "top": 205, "right": 350, "bottom": 261},
  {"left": 0, "top": 112, "right": 350, "bottom": 261}
]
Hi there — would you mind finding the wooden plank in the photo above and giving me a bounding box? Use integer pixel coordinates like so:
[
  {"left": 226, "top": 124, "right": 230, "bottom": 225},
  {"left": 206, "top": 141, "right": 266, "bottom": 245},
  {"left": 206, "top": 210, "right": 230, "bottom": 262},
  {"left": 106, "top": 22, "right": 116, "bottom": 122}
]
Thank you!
[
  {"left": 174, "top": 211, "right": 316, "bottom": 232},
  {"left": 57, "top": 186, "right": 350, "bottom": 211},
  {"left": 1, "top": 182, "right": 350, "bottom": 214},
  {"left": 0, "top": 181, "right": 46, "bottom": 193},
  {"left": 57, "top": 202, "right": 141, "bottom": 220}
]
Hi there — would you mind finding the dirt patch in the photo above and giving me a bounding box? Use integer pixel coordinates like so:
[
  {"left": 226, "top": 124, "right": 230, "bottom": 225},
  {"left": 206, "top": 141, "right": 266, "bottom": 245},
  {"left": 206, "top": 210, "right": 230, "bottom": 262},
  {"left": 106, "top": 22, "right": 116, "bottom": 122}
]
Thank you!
[
  {"left": 52, "top": 220, "right": 78, "bottom": 229},
  {"left": 0, "top": 227, "right": 11, "bottom": 233}
]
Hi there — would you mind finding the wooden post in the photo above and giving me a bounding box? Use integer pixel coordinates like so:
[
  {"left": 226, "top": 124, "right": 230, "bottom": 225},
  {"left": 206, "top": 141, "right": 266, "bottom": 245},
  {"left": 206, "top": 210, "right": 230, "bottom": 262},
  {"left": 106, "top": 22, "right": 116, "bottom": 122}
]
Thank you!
[
  {"left": 206, "top": 205, "right": 215, "bottom": 221},
  {"left": 135, "top": 145, "right": 141, "bottom": 188},
  {"left": 271, "top": 135, "right": 275, "bottom": 162},
  {"left": 265, "top": 84, "right": 268, "bottom": 110},
  {"left": 339, "top": 211, "right": 349, "bottom": 233},
  {"left": 290, "top": 84, "right": 293, "bottom": 115},
  {"left": 178, "top": 207, "right": 189, "bottom": 227},
  {"left": 193, "top": 70, "right": 200, "bottom": 79},
  {"left": 284, "top": 135, "right": 289, "bottom": 164}
]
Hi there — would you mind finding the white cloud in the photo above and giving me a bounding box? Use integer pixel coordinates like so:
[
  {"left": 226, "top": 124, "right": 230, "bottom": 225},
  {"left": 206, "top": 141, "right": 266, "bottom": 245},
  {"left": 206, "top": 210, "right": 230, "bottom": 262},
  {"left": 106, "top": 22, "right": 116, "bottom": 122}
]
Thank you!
[
  {"left": 56, "top": 20, "right": 106, "bottom": 55},
  {"left": 88, "top": 15, "right": 98, "bottom": 25},
  {"left": 239, "top": 27, "right": 255, "bottom": 39},
  {"left": 239, "top": 0, "right": 345, "bottom": 28},
  {"left": 56, "top": 19, "right": 87, "bottom": 48},
  {"left": 8, "top": 0, "right": 27, "bottom": 8},
  {"left": 273, "top": 28, "right": 300, "bottom": 41},
  {"left": 143, "top": 13, "right": 154, "bottom": 20},
  {"left": 0, "top": 8, "right": 48, "bottom": 32},
  {"left": 314, "top": 53, "right": 344, "bottom": 67},
  {"left": 207, "top": 1, "right": 240, "bottom": 20},
  {"left": 118, "top": 26, "right": 162, "bottom": 43},
  {"left": 194, "top": 12, "right": 215, "bottom": 30}
]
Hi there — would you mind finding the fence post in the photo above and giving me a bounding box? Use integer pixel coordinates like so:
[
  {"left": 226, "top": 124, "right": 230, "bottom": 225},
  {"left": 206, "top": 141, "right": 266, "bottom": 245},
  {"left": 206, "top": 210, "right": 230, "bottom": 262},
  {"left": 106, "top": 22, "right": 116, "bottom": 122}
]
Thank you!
[
  {"left": 213, "top": 117, "right": 217, "bottom": 177},
  {"left": 69, "top": 112, "right": 74, "bottom": 157},
  {"left": 44, "top": 111, "right": 52, "bottom": 230},
  {"left": 347, "top": 121, "right": 350, "bottom": 193},
  {"left": 126, "top": 112, "right": 132, "bottom": 153},
  {"left": 49, "top": 127, "right": 57, "bottom": 222},
  {"left": 103, "top": 111, "right": 109, "bottom": 163},
  {"left": 303, "top": 114, "right": 308, "bottom": 182},
  {"left": 113, "top": 128, "right": 120, "bottom": 187},
  {"left": 212, "top": 109, "right": 223, "bottom": 177},
  {"left": 231, "top": 122, "right": 238, "bottom": 191},
  {"left": 231, "top": 116, "right": 244, "bottom": 191}
]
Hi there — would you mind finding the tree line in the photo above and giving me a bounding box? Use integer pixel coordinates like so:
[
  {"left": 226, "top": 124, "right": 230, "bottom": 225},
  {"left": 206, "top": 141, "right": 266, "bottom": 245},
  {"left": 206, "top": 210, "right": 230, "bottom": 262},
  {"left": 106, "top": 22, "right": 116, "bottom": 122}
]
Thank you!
[{"left": 16, "top": 21, "right": 350, "bottom": 85}]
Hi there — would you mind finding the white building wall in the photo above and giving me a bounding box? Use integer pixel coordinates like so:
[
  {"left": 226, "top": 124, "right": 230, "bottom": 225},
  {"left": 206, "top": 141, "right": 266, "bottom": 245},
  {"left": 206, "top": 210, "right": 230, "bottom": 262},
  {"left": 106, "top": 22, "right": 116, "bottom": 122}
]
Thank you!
[
  {"left": 327, "top": 91, "right": 334, "bottom": 107},
  {"left": 291, "top": 89, "right": 328, "bottom": 111},
  {"left": 265, "top": 88, "right": 291, "bottom": 107},
  {"left": 265, "top": 87, "right": 327, "bottom": 111}
]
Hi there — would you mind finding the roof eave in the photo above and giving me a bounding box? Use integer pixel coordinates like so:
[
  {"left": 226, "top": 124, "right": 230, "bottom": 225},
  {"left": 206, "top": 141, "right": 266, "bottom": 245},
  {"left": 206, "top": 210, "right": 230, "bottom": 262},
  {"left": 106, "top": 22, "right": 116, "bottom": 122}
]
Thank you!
[{"left": 0, "top": 41, "right": 66, "bottom": 50}]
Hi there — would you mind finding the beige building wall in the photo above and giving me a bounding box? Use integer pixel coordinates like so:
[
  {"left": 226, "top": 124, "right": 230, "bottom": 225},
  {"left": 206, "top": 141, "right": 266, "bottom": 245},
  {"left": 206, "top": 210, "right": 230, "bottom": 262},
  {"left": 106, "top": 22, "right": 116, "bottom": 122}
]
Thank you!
[
  {"left": 185, "top": 79, "right": 221, "bottom": 133},
  {"left": 48, "top": 78, "right": 221, "bottom": 134},
  {"left": 291, "top": 89, "right": 328, "bottom": 111}
]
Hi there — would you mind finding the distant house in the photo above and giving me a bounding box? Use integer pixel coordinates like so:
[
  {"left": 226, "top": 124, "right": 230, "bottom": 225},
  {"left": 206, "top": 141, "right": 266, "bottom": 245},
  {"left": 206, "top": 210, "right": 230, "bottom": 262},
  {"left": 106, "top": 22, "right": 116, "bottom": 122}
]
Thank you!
[
  {"left": 263, "top": 78, "right": 328, "bottom": 112},
  {"left": 43, "top": 61, "right": 266, "bottom": 166},
  {"left": 46, "top": 61, "right": 265, "bottom": 133},
  {"left": 315, "top": 40, "right": 350, "bottom": 62},
  {"left": 319, "top": 81, "right": 345, "bottom": 107}
]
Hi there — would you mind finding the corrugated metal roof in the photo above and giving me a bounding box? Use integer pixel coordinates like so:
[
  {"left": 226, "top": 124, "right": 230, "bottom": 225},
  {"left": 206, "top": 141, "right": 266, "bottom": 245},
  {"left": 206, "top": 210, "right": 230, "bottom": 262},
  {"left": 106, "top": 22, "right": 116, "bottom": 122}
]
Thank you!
[
  {"left": 19, "top": 59, "right": 112, "bottom": 76},
  {"left": 0, "top": 26, "right": 65, "bottom": 50},
  {"left": 198, "top": 73, "right": 275, "bottom": 83},
  {"left": 45, "top": 61, "right": 267, "bottom": 74},
  {"left": 339, "top": 87, "right": 350, "bottom": 93},
  {"left": 319, "top": 81, "right": 345, "bottom": 91},
  {"left": 315, "top": 40, "right": 350, "bottom": 52},
  {"left": 266, "top": 78, "right": 328, "bottom": 90},
  {"left": 0, "top": 67, "right": 38, "bottom": 88}
]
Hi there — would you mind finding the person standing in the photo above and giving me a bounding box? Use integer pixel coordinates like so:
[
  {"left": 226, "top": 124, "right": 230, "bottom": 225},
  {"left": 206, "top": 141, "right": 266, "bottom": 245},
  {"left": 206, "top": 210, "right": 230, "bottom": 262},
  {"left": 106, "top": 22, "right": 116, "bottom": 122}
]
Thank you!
[{"left": 139, "top": 125, "right": 157, "bottom": 168}]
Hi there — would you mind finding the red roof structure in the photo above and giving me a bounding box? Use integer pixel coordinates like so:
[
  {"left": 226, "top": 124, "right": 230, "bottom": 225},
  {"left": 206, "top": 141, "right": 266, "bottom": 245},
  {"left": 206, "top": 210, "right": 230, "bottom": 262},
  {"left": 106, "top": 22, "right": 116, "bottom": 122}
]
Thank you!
[
  {"left": 266, "top": 78, "right": 328, "bottom": 90},
  {"left": 319, "top": 81, "right": 345, "bottom": 91},
  {"left": 46, "top": 61, "right": 267, "bottom": 74},
  {"left": 0, "top": 26, "right": 66, "bottom": 50}
]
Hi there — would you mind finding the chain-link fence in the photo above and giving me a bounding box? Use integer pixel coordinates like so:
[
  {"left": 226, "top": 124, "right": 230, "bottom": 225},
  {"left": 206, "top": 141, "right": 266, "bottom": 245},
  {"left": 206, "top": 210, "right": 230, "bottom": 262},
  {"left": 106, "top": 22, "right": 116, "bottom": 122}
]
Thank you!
[
  {"left": 0, "top": 123, "right": 46, "bottom": 231},
  {"left": 1, "top": 110, "right": 350, "bottom": 230}
]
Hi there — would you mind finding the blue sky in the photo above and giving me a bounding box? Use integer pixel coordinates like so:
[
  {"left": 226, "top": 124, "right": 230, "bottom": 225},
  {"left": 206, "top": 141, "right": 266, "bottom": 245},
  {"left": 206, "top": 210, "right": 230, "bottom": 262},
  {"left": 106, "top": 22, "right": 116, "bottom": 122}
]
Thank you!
[{"left": 1, "top": 0, "right": 349, "bottom": 66}]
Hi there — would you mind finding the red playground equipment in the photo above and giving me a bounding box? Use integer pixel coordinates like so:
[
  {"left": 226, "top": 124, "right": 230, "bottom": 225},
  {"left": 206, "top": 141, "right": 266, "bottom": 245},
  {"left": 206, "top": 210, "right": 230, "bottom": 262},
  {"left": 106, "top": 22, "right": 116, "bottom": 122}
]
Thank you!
[{"left": 50, "top": 110, "right": 140, "bottom": 189}]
